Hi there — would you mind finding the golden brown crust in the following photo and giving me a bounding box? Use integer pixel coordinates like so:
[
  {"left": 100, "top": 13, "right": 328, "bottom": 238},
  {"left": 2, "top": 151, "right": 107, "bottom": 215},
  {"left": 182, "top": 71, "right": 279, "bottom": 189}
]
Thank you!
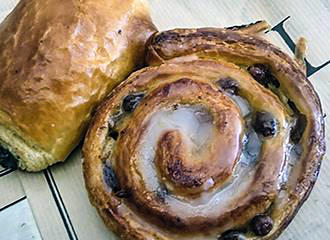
[
  {"left": 83, "top": 27, "right": 325, "bottom": 239},
  {"left": 295, "top": 37, "right": 307, "bottom": 73},
  {"left": 0, "top": 0, "right": 156, "bottom": 171}
]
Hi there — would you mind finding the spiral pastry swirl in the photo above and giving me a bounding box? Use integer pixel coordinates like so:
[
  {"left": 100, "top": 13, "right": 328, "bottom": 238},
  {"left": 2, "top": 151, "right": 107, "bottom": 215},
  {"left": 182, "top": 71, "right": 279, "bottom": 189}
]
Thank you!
[{"left": 83, "top": 22, "right": 325, "bottom": 240}]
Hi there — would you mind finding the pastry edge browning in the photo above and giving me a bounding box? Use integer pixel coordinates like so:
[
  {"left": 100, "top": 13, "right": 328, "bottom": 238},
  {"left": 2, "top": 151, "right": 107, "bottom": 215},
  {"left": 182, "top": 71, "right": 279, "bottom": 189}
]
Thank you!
[{"left": 0, "top": 111, "right": 55, "bottom": 171}]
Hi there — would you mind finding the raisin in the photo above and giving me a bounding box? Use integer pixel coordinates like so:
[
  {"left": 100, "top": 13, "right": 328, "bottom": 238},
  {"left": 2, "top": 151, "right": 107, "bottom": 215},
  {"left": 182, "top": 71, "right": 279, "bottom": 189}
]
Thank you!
[
  {"left": 253, "top": 112, "right": 277, "bottom": 137},
  {"left": 115, "top": 190, "right": 130, "bottom": 198},
  {"left": 218, "top": 230, "right": 245, "bottom": 240},
  {"left": 248, "top": 64, "right": 268, "bottom": 83},
  {"left": 287, "top": 99, "right": 299, "bottom": 114},
  {"left": 290, "top": 113, "right": 307, "bottom": 143},
  {"left": 103, "top": 164, "right": 120, "bottom": 192},
  {"left": 251, "top": 215, "right": 273, "bottom": 236},
  {"left": 122, "top": 93, "right": 144, "bottom": 112},
  {"left": 108, "top": 128, "right": 119, "bottom": 140},
  {"left": 103, "top": 165, "right": 130, "bottom": 199},
  {"left": 269, "top": 75, "right": 280, "bottom": 88},
  {"left": 218, "top": 77, "right": 239, "bottom": 95},
  {"left": 248, "top": 64, "right": 280, "bottom": 88}
]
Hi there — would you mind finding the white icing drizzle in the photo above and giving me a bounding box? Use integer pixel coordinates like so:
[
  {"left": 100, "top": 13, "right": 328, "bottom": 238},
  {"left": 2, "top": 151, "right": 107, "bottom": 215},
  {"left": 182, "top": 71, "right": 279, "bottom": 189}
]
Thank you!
[
  {"left": 230, "top": 95, "right": 251, "bottom": 117},
  {"left": 137, "top": 106, "right": 215, "bottom": 192},
  {"left": 135, "top": 104, "right": 261, "bottom": 219}
]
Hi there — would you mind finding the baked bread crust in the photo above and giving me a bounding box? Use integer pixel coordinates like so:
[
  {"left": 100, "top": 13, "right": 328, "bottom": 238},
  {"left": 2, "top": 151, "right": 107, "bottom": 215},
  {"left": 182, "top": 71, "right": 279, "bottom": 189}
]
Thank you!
[
  {"left": 83, "top": 25, "right": 325, "bottom": 240},
  {"left": 0, "top": 0, "right": 156, "bottom": 171}
]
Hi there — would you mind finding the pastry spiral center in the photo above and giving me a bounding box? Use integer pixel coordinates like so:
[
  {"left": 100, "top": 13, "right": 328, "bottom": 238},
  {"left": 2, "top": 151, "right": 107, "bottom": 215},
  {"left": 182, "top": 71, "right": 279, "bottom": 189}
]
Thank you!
[{"left": 151, "top": 106, "right": 242, "bottom": 195}]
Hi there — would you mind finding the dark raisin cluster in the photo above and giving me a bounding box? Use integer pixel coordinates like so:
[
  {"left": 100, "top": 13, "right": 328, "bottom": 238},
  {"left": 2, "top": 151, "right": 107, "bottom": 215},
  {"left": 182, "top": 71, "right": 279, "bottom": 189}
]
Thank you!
[
  {"left": 251, "top": 215, "right": 274, "bottom": 236},
  {"left": 248, "top": 64, "right": 280, "bottom": 88},
  {"left": 218, "top": 230, "right": 245, "bottom": 240},
  {"left": 218, "top": 77, "right": 239, "bottom": 95},
  {"left": 253, "top": 112, "right": 277, "bottom": 137},
  {"left": 122, "top": 93, "right": 145, "bottom": 112},
  {"left": 103, "top": 164, "right": 129, "bottom": 198}
]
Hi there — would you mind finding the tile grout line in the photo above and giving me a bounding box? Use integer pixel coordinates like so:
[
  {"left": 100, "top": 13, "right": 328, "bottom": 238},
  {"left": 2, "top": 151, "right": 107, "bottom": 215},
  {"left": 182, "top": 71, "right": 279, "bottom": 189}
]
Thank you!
[
  {"left": 0, "top": 196, "right": 26, "bottom": 212},
  {"left": 0, "top": 168, "right": 16, "bottom": 177},
  {"left": 44, "top": 169, "right": 78, "bottom": 240}
]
